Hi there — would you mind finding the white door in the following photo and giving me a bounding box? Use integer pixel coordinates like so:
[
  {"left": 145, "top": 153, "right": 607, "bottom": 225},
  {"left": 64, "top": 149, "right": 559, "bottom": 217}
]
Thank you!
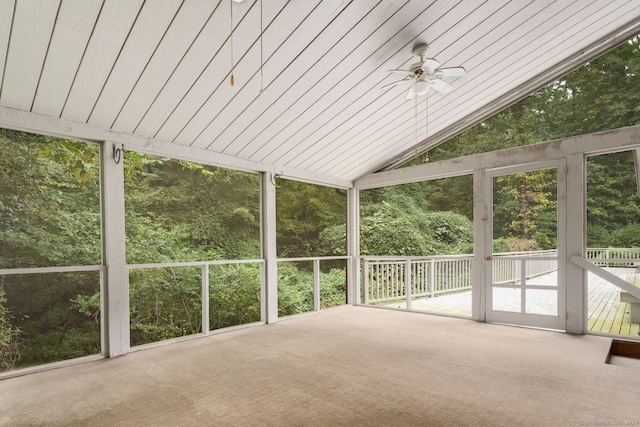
[{"left": 485, "top": 161, "right": 566, "bottom": 330}]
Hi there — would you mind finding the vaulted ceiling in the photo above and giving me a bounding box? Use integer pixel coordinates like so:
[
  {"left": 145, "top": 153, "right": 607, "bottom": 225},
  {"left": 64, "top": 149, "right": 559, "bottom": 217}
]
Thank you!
[{"left": 1, "top": 0, "right": 640, "bottom": 186}]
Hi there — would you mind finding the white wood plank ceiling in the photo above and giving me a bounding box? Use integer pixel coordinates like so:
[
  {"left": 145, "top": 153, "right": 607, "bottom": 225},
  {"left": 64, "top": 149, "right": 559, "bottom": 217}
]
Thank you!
[{"left": 1, "top": 0, "right": 640, "bottom": 185}]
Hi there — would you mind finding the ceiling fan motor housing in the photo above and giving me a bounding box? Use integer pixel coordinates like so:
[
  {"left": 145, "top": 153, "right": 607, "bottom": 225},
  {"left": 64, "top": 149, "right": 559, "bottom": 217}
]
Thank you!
[
  {"left": 409, "top": 62, "right": 425, "bottom": 77},
  {"left": 412, "top": 43, "right": 430, "bottom": 60}
]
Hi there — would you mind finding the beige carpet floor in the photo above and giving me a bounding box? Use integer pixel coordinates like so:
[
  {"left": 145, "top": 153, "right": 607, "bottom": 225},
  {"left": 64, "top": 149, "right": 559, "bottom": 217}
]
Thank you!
[{"left": 1, "top": 306, "right": 639, "bottom": 426}]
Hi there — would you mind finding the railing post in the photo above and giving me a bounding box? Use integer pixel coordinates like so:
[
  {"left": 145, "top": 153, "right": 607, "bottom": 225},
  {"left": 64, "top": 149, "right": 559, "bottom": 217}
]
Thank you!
[
  {"left": 202, "top": 264, "right": 209, "bottom": 334},
  {"left": 363, "top": 259, "right": 369, "bottom": 305},
  {"left": 405, "top": 259, "right": 412, "bottom": 310},
  {"left": 313, "top": 259, "right": 320, "bottom": 311}
]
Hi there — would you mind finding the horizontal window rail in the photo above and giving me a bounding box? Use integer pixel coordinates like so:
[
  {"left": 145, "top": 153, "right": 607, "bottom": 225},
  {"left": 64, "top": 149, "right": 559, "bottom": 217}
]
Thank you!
[
  {"left": 126, "top": 259, "right": 265, "bottom": 270},
  {"left": 277, "top": 256, "right": 351, "bottom": 262},
  {"left": 0, "top": 265, "right": 104, "bottom": 276}
]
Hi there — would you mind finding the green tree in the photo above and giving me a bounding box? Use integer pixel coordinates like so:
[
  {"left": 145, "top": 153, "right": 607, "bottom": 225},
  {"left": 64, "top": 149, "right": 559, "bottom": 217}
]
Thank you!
[
  {"left": 275, "top": 178, "right": 346, "bottom": 258},
  {"left": 586, "top": 151, "right": 640, "bottom": 246},
  {"left": 492, "top": 169, "right": 558, "bottom": 250}
]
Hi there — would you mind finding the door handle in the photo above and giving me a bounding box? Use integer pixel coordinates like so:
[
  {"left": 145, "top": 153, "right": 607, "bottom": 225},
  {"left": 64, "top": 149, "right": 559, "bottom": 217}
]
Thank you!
[{"left": 486, "top": 256, "right": 492, "bottom": 261}]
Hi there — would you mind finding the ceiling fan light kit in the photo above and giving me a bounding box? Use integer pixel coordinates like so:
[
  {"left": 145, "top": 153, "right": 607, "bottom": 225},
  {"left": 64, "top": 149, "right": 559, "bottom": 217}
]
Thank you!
[{"left": 383, "top": 43, "right": 466, "bottom": 99}]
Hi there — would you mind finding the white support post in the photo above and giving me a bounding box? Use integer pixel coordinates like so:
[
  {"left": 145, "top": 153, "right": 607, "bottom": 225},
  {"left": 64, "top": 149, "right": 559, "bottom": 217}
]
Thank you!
[
  {"left": 347, "top": 188, "right": 360, "bottom": 305},
  {"left": 101, "top": 141, "right": 129, "bottom": 357},
  {"left": 202, "top": 264, "right": 210, "bottom": 334},
  {"left": 566, "top": 154, "right": 586, "bottom": 333},
  {"left": 313, "top": 259, "right": 321, "bottom": 311},
  {"left": 473, "top": 168, "right": 487, "bottom": 322},
  {"left": 261, "top": 172, "right": 278, "bottom": 324}
]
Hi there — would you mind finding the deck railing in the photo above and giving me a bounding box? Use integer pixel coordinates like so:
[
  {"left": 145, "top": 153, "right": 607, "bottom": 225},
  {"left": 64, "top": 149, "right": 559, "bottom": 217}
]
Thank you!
[
  {"left": 585, "top": 248, "right": 640, "bottom": 266},
  {"left": 362, "top": 255, "right": 473, "bottom": 305},
  {"left": 363, "top": 248, "right": 640, "bottom": 304}
]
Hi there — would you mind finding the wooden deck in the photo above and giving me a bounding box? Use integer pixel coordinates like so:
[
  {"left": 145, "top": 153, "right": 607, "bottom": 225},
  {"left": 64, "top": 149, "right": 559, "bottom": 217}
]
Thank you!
[
  {"left": 381, "top": 267, "right": 640, "bottom": 337},
  {"left": 587, "top": 269, "right": 640, "bottom": 336}
]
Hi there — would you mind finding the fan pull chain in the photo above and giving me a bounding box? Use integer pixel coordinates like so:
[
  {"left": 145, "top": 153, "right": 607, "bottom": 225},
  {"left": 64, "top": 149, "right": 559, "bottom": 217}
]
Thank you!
[
  {"left": 230, "top": 0, "right": 235, "bottom": 86},
  {"left": 414, "top": 82, "right": 418, "bottom": 156},
  {"left": 424, "top": 95, "right": 429, "bottom": 162},
  {"left": 259, "top": 0, "right": 264, "bottom": 94}
]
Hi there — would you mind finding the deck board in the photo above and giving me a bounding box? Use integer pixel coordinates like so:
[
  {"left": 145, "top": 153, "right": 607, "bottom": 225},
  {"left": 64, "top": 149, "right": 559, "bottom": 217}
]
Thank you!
[{"left": 379, "top": 267, "right": 640, "bottom": 338}]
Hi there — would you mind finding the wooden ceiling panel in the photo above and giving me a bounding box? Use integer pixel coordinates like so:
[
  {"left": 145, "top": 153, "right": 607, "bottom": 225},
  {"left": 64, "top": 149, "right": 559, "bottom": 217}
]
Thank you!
[
  {"left": 275, "top": 0, "right": 498, "bottom": 171},
  {"left": 151, "top": 0, "right": 260, "bottom": 143},
  {"left": 109, "top": 0, "right": 218, "bottom": 134},
  {"left": 60, "top": 0, "right": 143, "bottom": 122},
  {"left": 87, "top": 0, "right": 183, "bottom": 129},
  {"left": 295, "top": 1, "right": 523, "bottom": 175},
  {"left": 249, "top": 0, "right": 444, "bottom": 164},
  {"left": 186, "top": 0, "right": 346, "bottom": 152},
  {"left": 131, "top": 0, "right": 231, "bottom": 137},
  {"left": 224, "top": 0, "right": 435, "bottom": 160},
  {"left": 30, "top": 0, "right": 102, "bottom": 117},
  {"left": 0, "top": 0, "right": 59, "bottom": 111},
  {"left": 0, "top": 0, "right": 15, "bottom": 94},
  {"left": 132, "top": 0, "right": 292, "bottom": 140},
  {"left": 170, "top": 0, "right": 292, "bottom": 148}
]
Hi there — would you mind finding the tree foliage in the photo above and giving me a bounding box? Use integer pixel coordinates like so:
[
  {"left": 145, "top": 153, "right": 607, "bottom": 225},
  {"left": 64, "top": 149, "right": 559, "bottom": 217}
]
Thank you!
[
  {"left": 276, "top": 178, "right": 346, "bottom": 257},
  {"left": 322, "top": 179, "right": 475, "bottom": 256}
]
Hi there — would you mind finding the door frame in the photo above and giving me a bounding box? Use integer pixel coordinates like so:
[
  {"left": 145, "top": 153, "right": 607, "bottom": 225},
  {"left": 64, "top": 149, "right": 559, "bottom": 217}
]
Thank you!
[{"left": 484, "top": 159, "right": 567, "bottom": 330}]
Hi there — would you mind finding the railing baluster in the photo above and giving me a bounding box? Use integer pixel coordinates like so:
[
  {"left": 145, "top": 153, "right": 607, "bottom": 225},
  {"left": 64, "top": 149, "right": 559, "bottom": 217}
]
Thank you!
[
  {"left": 406, "top": 259, "right": 412, "bottom": 310},
  {"left": 430, "top": 259, "right": 435, "bottom": 298}
]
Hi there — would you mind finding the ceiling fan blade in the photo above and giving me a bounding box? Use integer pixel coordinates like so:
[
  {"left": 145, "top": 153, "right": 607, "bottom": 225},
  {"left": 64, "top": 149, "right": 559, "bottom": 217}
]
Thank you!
[
  {"left": 421, "top": 58, "right": 441, "bottom": 73},
  {"left": 388, "top": 69, "right": 414, "bottom": 74},
  {"left": 381, "top": 79, "right": 410, "bottom": 90},
  {"left": 436, "top": 67, "right": 466, "bottom": 78},
  {"left": 430, "top": 79, "right": 452, "bottom": 94}
]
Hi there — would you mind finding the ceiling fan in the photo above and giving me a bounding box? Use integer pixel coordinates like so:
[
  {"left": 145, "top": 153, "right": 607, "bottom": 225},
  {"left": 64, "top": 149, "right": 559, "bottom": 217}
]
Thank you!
[{"left": 382, "top": 43, "right": 465, "bottom": 99}]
